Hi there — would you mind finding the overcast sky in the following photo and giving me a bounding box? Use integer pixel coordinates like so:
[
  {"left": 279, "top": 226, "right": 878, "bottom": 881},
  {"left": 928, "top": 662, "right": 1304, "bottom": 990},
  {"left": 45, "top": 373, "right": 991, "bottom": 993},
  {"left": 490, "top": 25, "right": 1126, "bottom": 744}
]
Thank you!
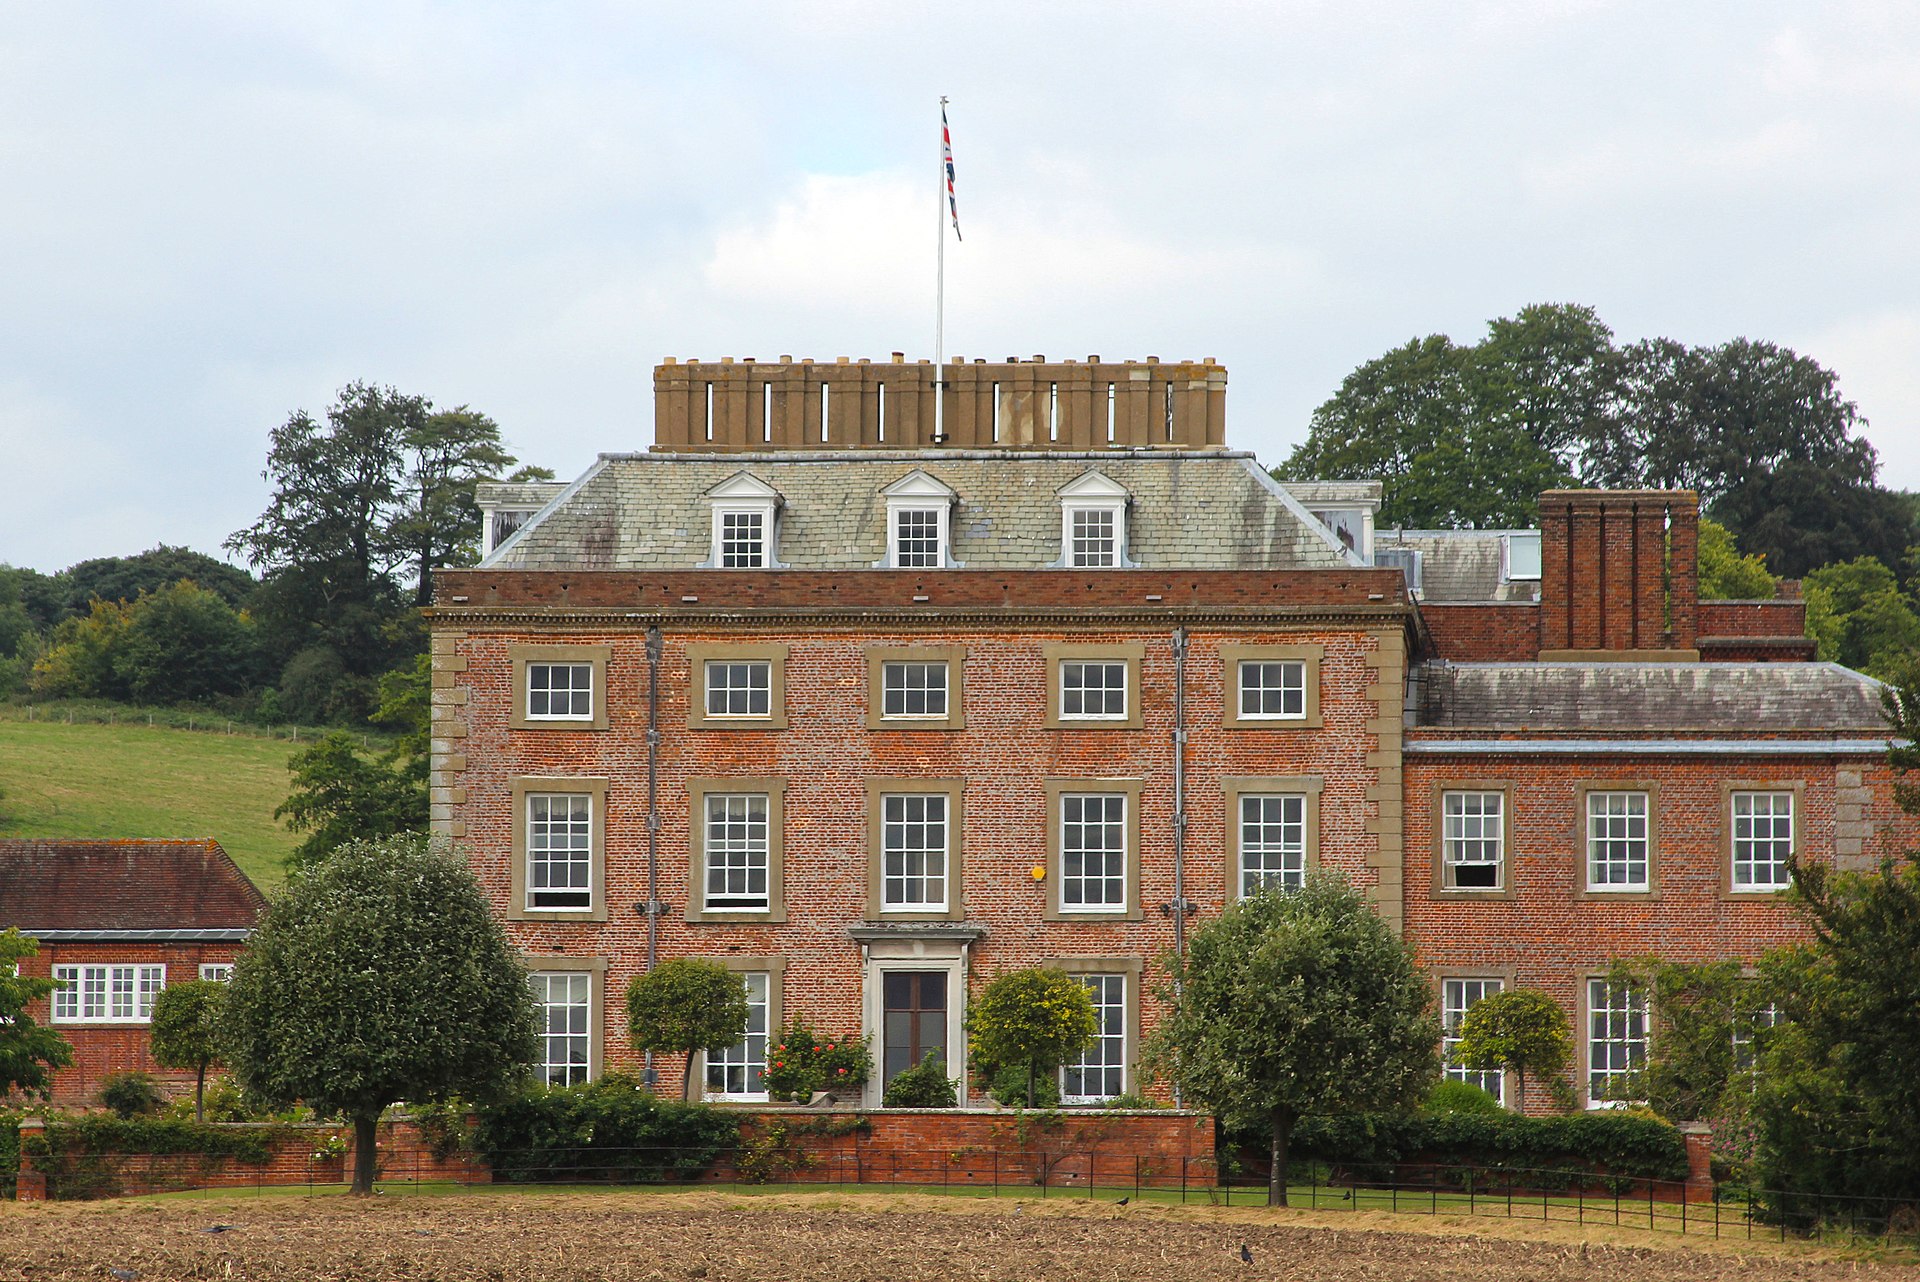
[{"left": 5, "top": 1, "right": 1919, "bottom": 574}]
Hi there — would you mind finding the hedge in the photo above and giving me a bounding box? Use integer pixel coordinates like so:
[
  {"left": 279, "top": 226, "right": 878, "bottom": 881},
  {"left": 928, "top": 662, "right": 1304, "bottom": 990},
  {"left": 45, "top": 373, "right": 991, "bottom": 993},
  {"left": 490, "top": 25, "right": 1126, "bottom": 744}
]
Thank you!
[
  {"left": 0, "top": 1112, "right": 19, "bottom": 1199},
  {"left": 21, "top": 1116, "right": 292, "bottom": 1200},
  {"left": 473, "top": 1077, "right": 739, "bottom": 1184}
]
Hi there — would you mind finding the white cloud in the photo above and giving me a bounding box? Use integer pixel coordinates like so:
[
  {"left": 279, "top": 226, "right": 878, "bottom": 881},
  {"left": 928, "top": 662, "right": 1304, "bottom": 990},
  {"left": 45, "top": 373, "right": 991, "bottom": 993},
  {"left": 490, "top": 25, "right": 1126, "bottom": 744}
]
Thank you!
[{"left": 1801, "top": 310, "right": 1920, "bottom": 492}]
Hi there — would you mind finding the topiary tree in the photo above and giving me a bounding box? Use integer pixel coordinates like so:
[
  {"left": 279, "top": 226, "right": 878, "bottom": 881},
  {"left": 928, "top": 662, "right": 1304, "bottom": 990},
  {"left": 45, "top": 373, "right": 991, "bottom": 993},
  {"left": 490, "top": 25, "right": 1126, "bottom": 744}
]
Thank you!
[
  {"left": 1147, "top": 876, "right": 1440, "bottom": 1205},
  {"left": 625, "top": 960, "right": 749, "bottom": 1103},
  {"left": 1450, "top": 988, "right": 1573, "bottom": 1114},
  {"left": 0, "top": 928, "right": 72, "bottom": 1101},
  {"left": 965, "top": 967, "right": 1098, "bottom": 1109},
  {"left": 150, "top": 979, "right": 227, "bottom": 1122},
  {"left": 222, "top": 834, "right": 539, "bottom": 1195}
]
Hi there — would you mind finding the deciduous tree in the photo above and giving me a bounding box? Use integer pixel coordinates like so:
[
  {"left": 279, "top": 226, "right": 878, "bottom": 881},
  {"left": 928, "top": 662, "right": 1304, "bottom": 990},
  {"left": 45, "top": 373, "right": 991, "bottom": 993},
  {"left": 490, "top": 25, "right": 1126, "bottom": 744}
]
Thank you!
[
  {"left": 625, "top": 960, "right": 750, "bottom": 1103},
  {"left": 1146, "top": 877, "right": 1439, "bottom": 1205},
  {"left": 275, "top": 732, "right": 426, "bottom": 866},
  {"left": 1449, "top": 988, "right": 1571, "bottom": 1115},
  {"left": 149, "top": 979, "right": 227, "bottom": 1122},
  {"left": 965, "top": 967, "right": 1097, "bottom": 1109},
  {"left": 0, "top": 928, "right": 74, "bottom": 1101}
]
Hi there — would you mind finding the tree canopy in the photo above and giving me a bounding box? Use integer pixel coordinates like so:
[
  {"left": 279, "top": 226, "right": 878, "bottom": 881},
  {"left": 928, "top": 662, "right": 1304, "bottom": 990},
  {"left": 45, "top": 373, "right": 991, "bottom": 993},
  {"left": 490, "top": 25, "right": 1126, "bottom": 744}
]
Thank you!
[
  {"left": 964, "top": 967, "right": 1097, "bottom": 1109},
  {"left": 0, "top": 928, "right": 74, "bottom": 1101},
  {"left": 149, "top": 979, "right": 227, "bottom": 1122},
  {"left": 625, "top": 959, "right": 750, "bottom": 1103},
  {"left": 1146, "top": 877, "right": 1439, "bottom": 1205},
  {"left": 222, "top": 834, "right": 538, "bottom": 1194},
  {"left": 275, "top": 731, "right": 427, "bottom": 866},
  {"left": 1449, "top": 987, "right": 1572, "bottom": 1115}
]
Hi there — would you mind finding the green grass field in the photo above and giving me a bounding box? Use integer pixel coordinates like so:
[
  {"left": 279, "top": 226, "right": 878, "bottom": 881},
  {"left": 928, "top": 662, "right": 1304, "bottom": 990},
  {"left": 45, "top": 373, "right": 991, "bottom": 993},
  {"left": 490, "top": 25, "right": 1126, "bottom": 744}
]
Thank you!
[{"left": 0, "top": 717, "right": 299, "bottom": 889}]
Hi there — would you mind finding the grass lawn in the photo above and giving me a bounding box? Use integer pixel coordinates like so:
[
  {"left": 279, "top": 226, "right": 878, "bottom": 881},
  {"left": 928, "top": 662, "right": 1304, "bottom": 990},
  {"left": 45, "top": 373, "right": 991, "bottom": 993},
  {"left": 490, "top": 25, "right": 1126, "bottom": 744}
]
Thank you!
[{"left": 0, "top": 717, "right": 298, "bottom": 888}]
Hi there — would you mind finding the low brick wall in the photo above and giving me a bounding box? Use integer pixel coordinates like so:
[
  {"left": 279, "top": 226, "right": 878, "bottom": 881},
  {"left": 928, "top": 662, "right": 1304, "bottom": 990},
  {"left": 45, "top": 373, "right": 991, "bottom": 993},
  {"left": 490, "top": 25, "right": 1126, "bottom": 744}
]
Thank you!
[{"left": 14, "top": 1116, "right": 488, "bottom": 1201}]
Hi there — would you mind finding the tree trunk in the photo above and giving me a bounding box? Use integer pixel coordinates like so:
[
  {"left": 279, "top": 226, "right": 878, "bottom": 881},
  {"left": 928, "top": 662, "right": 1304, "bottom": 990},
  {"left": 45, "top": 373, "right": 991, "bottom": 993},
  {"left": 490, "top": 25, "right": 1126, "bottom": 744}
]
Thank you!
[
  {"left": 684, "top": 1048, "right": 698, "bottom": 1102},
  {"left": 351, "top": 1111, "right": 379, "bottom": 1196},
  {"left": 1026, "top": 1062, "right": 1037, "bottom": 1109},
  {"left": 194, "top": 1063, "right": 206, "bottom": 1123},
  {"left": 1514, "top": 1070, "right": 1527, "bottom": 1115},
  {"left": 1269, "top": 1113, "right": 1293, "bottom": 1208}
]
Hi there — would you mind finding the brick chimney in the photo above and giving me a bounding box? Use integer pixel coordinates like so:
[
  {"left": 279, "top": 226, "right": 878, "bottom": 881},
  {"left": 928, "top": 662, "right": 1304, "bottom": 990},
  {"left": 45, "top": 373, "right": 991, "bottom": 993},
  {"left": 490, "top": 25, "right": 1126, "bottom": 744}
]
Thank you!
[{"left": 1537, "top": 490, "right": 1699, "bottom": 661}]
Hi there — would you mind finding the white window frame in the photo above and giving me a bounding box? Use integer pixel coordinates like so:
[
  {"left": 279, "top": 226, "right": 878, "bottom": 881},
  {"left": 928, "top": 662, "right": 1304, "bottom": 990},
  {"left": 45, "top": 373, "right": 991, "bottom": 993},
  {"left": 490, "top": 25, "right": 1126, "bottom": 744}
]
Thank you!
[
  {"left": 1057, "top": 471, "right": 1131, "bottom": 569},
  {"left": 890, "top": 506, "right": 946, "bottom": 569},
  {"left": 1061, "top": 974, "right": 1127, "bottom": 1103},
  {"left": 1732, "top": 1000, "right": 1783, "bottom": 1072},
  {"left": 525, "top": 791, "right": 595, "bottom": 913},
  {"left": 1586, "top": 979, "right": 1648, "bottom": 1108},
  {"left": 881, "top": 793, "right": 950, "bottom": 912},
  {"left": 197, "top": 964, "right": 234, "bottom": 983},
  {"left": 1731, "top": 791, "right": 1794, "bottom": 892},
  {"left": 51, "top": 964, "right": 166, "bottom": 1024},
  {"left": 1238, "top": 793, "right": 1307, "bottom": 896},
  {"left": 879, "top": 470, "right": 958, "bottom": 569},
  {"left": 881, "top": 660, "right": 949, "bottom": 720},
  {"left": 1586, "top": 791, "right": 1650, "bottom": 892},
  {"left": 705, "top": 971, "right": 771, "bottom": 1101},
  {"left": 526, "top": 661, "right": 595, "bottom": 722},
  {"left": 1442, "top": 791, "right": 1505, "bottom": 891},
  {"left": 1236, "top": 659, "right": 1307, "bottom": 722},
  {"left": 704, "top": 659, "right": 774, "bottom": 720},
  {"left": 1059, "top": 660, "right": 1129, "bottom": 721},
  {"left": 1441, "top": 978, "right": 1505, "bottom": 1103},
  {"left": 713, "top": 507, "right": 769, "bottom": 569},
  {"left": 1059, "top": 792, "right": 1128, "bottom": 914},
  {"left": 705, "top": 472, "right": 781, "bottom": 569},
  {"left": 703, "top": 792, "right": 772, "bottom": 913},
  {"left": 530, "top": 971, "right": 593, "bottom": 1087},
  {"left": 1503, "top": 531, "right": 1543, "bottom": 582}
]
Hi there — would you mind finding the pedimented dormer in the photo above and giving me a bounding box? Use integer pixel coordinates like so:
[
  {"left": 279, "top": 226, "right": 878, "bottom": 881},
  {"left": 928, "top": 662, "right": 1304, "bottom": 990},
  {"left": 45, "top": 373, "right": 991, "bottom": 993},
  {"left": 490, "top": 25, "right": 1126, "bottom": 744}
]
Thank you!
[
  {"left": 1057, "top": 470, "right": 1132, "bottom": 568},
  {"left": 706, "top": 471, "right": 783, "bottom": 568},
  {"left": 879, "top": 470, "right": 959, "bottom": 569}
]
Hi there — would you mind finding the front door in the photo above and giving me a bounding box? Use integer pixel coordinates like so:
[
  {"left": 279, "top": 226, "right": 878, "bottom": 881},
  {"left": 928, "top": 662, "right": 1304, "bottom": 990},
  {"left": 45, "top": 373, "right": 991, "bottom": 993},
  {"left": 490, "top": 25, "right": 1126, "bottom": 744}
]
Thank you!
[{"left": 882, "top": 971, "right": 947, "bottom": 1084}]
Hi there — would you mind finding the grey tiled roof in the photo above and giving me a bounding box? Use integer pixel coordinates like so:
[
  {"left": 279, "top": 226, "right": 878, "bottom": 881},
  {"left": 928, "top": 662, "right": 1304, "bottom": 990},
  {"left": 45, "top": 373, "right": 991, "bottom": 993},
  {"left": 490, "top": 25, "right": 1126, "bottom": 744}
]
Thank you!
[
  {"left": 1416, "top": 662, "right": 1888, "bottom": 733},
  {"left": 1375, "top": 530, "right": 1540, "bottom": 603},
  {"left": 484, "top": 450, "right": 1357, "bottom": 571},
  {"left": 476, "top": 481, "right": 569, "bottom": 509}
]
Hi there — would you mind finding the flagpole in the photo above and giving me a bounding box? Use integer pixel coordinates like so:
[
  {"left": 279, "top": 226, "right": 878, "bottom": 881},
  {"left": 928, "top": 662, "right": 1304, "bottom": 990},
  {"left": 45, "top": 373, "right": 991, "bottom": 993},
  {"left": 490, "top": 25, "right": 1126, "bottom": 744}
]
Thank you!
[{"left": 935, "top": 95, "right": 948, "bottom": 441}]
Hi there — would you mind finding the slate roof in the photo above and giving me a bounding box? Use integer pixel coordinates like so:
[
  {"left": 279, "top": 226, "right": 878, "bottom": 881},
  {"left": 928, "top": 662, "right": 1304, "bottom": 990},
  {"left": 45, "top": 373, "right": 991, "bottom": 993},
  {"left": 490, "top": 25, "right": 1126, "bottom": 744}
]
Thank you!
[
  {"left": 482, "top": 450, "right": 1358, "bottom": 572},
  {"left": 1415, "top": 662, "right": 1889, "bottom": 734},
  {"left": 1374, "top": 529, "right": 1539, "bottom": 603},
  {"left": 0, "top": 839, "right": 266, "bottom": 936}
]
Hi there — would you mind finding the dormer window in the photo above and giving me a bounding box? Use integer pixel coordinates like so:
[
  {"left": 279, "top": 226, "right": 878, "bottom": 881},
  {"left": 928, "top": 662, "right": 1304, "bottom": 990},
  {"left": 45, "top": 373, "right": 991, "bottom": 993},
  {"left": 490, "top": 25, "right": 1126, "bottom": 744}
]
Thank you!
[
  {"left": 706, "top": 472, "right": 782, "bottom": 569},
  {"left": 880, "top": 471, "right": 958, "bottom": 569},
  {"left": 1057, "top": 471, "right": 1130, "bottom": 568}
]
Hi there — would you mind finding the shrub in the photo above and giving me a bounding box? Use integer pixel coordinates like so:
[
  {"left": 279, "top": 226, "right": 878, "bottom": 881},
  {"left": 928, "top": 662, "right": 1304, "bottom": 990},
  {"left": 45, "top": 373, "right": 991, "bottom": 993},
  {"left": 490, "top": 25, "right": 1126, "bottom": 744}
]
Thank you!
[
  {"left": 1101, "top": 1090, "right": 1161, "bottom": 1111},
  {"left": 986, "top": 1063, "right": 1060, "bottom": 1110},
  {"left": 762, "top": 1021, "right": 872, "bottom": 1102},
  {"left": 98, "top": 1071, "right": 164, "bottom": 1119},
  {"left": 162, "top": 1075, "right": 265, "bottom": 1124},
  {"left": 1423, "top": 1080, "right": 1505, "bottom": 1117},
  {"left": 882, "top": 1054, "right": 957, "bottom": 1108},
  {"left": 965, "top": 968, "right": 1097, "bottom": 1109},
  {"left": 473, "top": 1074, "right": 740, "bottom": 1184}
]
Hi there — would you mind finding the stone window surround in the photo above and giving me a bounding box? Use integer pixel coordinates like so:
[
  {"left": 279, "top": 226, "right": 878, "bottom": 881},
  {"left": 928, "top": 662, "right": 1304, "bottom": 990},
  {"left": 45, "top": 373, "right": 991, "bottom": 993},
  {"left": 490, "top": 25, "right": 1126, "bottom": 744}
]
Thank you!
[
  {"left": 1582, "top": 973, "right": 1649, "bottom": 1110},
  {"left": 1051, "top": 955, "right": 1144, "bottom": 1102},
  {"left": 686, "top": 777, "right": 788, "bottom": 924},
  {"left": 522, "top": 953, "right": 607, "bottom": 1083},
  {"left": 685, "top": 643, "right": 789, "bottom": 730},
  {"left": 1222, "top": 775, "right": 1322, "bottom": 901},
  {"left": 865, "top": 778, "right": 967, "bottom": 922},
  {"left": 1722, "top": 780, "right": 1804, "bottom": 898},
  {"left": 865, "top": 646, "right": 967, "bottom": 731},
  {"left": 1574, "top": 781, "right": 1661, "bottom": 900},
  {"left": 693, "top": 955, "right": 788, "bottom": 1103},
  {"left": 1043, "top": 642, "right": 1146, "bottom": 731},
  {"left": 1219, "top": 643, "right": 1324, "bottom": 730},
  {"left": 509, "top": 643, "right": 612, "bottom": 731},
  {"left": 509, "top": 776, "right": 610, "bottom": 923},
  {"left": 1430, "top": 781, "right": 1516, "bottom": 901},
  {"left": 1431, "top": 965, "right": 1517, "bottom": 1104},
  {"left": 1043, "top": 777, "right": 1144, "bottom": 921}
]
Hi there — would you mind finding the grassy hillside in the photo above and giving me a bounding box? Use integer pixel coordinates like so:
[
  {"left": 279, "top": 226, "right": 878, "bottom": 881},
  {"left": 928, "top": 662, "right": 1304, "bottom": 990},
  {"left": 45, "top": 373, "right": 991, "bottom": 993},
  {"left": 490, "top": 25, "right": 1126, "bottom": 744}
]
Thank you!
[{"left": 0, "top": 718, "right": 299, "bottom": 890}]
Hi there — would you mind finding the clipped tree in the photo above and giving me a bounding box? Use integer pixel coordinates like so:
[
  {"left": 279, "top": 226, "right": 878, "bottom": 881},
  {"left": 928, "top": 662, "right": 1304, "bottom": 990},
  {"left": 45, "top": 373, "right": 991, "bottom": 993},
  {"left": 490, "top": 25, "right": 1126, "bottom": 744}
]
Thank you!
[
  {"left": 1450, "top": 988, "right": 1572, "bottom": 1114},
  {"left": 149, "top": 979, "right": 228, "bottom": 1122},
  {"left": 222, "top": 835, "right": 539, "bottom": 1195},
  {"left": 625, "top": 960, "right": 749, "bottom": 1103},
  {"left": 0, "top": 928, "right": 73, "bottom": 1100},
  {"left": 1146, "top": 877, "right": 1440, "bottom": 1205},
  {"left": 965, "top": 967, "right": 1098, "bottom": 1109}
]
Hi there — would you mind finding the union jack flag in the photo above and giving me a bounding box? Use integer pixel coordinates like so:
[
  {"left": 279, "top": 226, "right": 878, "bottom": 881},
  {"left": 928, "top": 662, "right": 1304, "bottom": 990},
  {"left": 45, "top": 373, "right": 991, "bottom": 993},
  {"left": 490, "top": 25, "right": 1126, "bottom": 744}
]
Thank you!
[{"left": 942, "top": 102, "right": 961, "bottom": 242}]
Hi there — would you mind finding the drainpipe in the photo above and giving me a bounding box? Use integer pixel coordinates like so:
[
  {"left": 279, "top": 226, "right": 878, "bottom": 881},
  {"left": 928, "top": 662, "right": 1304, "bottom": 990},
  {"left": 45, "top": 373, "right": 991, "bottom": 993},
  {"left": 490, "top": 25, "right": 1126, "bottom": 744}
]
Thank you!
[
  {"left": 1171, "top": 627, "right": 1190, "bottom": 1109},
  {"left": 643, "top": 625, "right": 664, "bottom": 1082}
]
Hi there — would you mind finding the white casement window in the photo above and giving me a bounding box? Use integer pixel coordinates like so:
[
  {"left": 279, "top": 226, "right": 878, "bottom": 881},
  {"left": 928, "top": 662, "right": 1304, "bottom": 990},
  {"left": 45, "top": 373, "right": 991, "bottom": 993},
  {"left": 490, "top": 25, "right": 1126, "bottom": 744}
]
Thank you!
[
  {"left": 882, "top": 794, "right": 949, "bottom": 911},
  {"left": 1237, "top": 660, "right": 1306, "bottom": 721},
  {"left": 706, "top": 972, "right": 770, "bottom": 1100},
  {"left": 1732, "top": 1001, "right": 1784, "bottom": 1071},
  {"left": 1504, "top": 531, "right": 1543, "bottom": 581},
  {"left": 1732, "top": 791, "right": 1794, "bottom": 891},
  {"left": 527, "top": 662, "right": 594, "bottom": 721},
  {"left": 704, "top": 793, "right": 771, "bottom": 912},
  {"left": 705, "top": 472, "right": 781, "bottom": 568},
  {"left": 530, "top": 971, "right": 592, "bottom": 1087},
  {"left": 198, "top": 964, "right": 234, "bottom": 983},
  {"left": 1373, "top": 547, "right": 1422, "bottom": 596},
  {"left": 1061, "top": 974, "right": 1126, "bottom": 1102},
  {"left": 1587, "top": 979, "right": 1648, "bottom": 1106},
  {"left": 880, "top": 470, "right": 957, "bottom": 569},
  {"left": 51, "top": 964, "right": 165, "bottom": 1023},
  {"left": 1057, "top": 471, "right": 1129, "bottom": 568},
  {"left": 526, "top": 792, "right": 593, "bottom": 911},
  {"left": 1239, "top": 794, "right": 1306, "bottom": 896},
  {"left": 882, "top": 660, "right": 949, "bottom": 719},
  {"left": 1060, "top": 793, "right": 1127, "bottom": 912},
  {"left": 1443, "top": 791, "right": 1504, "bottom": 890},
  {"left": 1586, "top": 791, "right": 1650, "bottom": 891},
  {"left": 1060, "top": 661, "right": 1128, "bottom": 720},
  {"left": 1442, "top": 978, "right": 1505, "bottom": 1103},
  {"left": 704, "top": 660, "right": 772, "bottom": 719}
]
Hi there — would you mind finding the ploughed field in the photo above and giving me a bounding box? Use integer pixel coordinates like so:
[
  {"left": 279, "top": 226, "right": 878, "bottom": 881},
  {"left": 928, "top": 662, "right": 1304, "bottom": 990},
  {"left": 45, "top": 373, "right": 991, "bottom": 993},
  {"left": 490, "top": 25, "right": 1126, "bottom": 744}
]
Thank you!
[{"left": 1, "top": 1192, "right": 1911, "bottom": 1282}]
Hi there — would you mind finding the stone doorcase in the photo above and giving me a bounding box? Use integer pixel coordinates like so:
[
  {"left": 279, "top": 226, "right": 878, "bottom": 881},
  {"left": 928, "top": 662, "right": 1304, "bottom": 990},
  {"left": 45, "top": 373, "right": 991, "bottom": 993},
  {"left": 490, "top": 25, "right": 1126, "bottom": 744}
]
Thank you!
[{"left": 849, "top": 924, "right": 985, "bottom": 1108}]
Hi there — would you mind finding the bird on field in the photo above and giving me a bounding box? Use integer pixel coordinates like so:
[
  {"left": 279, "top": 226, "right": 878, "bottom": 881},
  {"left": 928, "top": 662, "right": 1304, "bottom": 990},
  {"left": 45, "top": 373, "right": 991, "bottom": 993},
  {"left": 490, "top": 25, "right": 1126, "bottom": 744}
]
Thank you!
[
  {"left": 201, "top": 1225, "right": 234, "bottom": 1235},
  {"left": 110, "top": 1270, "right": 139, "bottom": 1281},
  {"left": 1115, "top": 1197, "right": 1130, "bottom": 1206},
  {"left": 1240, "top": 1244, "right": 1254, "bottom": 1265}
]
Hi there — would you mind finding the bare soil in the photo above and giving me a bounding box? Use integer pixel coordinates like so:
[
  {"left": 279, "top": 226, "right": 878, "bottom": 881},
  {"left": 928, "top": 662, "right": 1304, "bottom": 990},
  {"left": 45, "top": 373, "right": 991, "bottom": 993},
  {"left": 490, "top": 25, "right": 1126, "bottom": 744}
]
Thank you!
[{"left": 0, "top": 1191, "right": 1912, "bottom": 1282}]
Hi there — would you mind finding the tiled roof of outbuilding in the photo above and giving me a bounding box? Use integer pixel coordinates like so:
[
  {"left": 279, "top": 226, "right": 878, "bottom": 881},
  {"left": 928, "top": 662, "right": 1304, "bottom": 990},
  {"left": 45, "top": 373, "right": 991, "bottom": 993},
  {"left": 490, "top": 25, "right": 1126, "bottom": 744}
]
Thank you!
[
  {"left": 481, "top": 450, "right": 1357, "bottom": 572},
  {"left": 0, "top": 839, "right": 266, "bottom": 934},
  {"left": 1416, "top": 662, "right": 1889, "bottom": 734}
]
